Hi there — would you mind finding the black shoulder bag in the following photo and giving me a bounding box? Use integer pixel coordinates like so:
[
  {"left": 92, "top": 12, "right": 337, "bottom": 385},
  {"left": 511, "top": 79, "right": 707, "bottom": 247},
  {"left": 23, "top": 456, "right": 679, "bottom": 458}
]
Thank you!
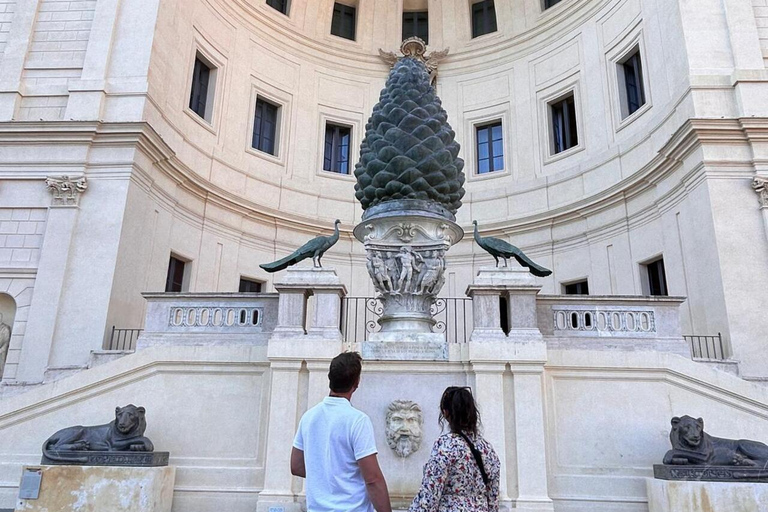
[{"left": 457, "top": 432, "right": 489, "bottom": 488}]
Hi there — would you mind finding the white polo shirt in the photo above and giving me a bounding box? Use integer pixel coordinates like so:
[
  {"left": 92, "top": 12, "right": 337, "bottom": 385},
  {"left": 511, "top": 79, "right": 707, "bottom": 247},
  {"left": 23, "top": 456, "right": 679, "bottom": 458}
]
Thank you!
[{"left": 293, "top": 396, "right": 378, "bottom": 512}]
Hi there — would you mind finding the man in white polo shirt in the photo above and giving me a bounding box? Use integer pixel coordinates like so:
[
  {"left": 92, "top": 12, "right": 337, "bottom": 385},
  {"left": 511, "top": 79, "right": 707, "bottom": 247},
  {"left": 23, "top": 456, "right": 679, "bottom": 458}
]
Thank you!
[{"left": 291, "top": 352, "right": 391, "bottom": 512}]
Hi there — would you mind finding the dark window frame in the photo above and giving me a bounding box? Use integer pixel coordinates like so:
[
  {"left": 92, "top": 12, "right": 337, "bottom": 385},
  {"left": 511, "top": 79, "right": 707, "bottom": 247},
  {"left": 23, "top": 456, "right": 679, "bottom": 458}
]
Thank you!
[
  {"left": 252, "top": 97, "right": 279, "bottom": 156},
  {"left": 543, "top": 0, "right": 562, "bottom": 9},
  {"left": 645, "top": 258, "right": 668, "bottom": 296},
  {"left": 402, "top": 11, "right": 429, "bottom": 43},
  {"left": 239, "top": 278, "right": 264, "bottom": 293},
  {"left": 621, "top": 49, "right": 646, "bottom": 117},
  {"left": 476, "top": 121, "right": 504, "bottom": 174},
  {"left": 564, "top": 280, "right": 589, "bottom": 295},
  {"left": 550, "top": 93, "right": 579, "bottom": 155},
  {"left": 323, "top": 123, "right": 352, "bottom": 174},
  {"left": 471, "top": 0, "right": 497, "bottom": 38},
  {"left": 189, "top": 55, "right": 212, "bottom": 121},
  {"left": 165, "top": 256, "right": 187, "bottom": 293},
  {"left": 331, "top": 2, "right": 357, "bottom": 41},
  {"left": 266, "top": 0, "right": 289, "bottom": 15}
]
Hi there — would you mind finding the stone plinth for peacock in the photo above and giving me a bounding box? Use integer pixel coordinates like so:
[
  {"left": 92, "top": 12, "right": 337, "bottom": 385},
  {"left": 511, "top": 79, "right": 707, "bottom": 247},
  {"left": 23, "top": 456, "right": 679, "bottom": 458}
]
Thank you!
[{"left": 353, "top": 39, "right": 465, "bottom": 345}]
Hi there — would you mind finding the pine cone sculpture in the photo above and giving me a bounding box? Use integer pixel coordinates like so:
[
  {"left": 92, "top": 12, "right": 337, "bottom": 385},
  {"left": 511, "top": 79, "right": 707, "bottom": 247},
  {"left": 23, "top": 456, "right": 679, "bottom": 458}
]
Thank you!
[{"left": 354, "top": 58, "right": 465, "bottom": 216}]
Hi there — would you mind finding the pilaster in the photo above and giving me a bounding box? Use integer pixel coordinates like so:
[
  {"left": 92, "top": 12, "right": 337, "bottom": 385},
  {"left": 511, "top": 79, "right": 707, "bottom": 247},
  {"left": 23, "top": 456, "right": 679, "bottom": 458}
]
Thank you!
[
  {"left": 0, "top": 0, "right": 41, "bottom": 120},
  {"left": 15, "top": 176, "right": 87, "bottom": 383}
]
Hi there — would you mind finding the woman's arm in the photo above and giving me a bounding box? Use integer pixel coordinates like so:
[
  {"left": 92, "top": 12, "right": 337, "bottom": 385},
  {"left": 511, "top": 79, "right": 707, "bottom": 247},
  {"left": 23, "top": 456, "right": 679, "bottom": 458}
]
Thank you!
[{"left": 409, "top": 436, "right": 451, "bottom": 512}]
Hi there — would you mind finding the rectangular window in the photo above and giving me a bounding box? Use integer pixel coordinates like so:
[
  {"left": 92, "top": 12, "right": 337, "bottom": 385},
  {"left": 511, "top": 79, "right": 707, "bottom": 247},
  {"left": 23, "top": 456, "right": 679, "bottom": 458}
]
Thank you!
[
  {"left": 550, "top": 94, "right": 578, "bottom": 155},
  {"left": 266, "top": 0, "right": 288, "bottom": 14},
  {"left": 252, "top": 98, "right": 279, "bottom": 155},
  {"left": 476, "top": 122, "right": 504, "bottom": 174},
  {"left": 472, "top": 0, "right": 497, "bottom": 38},
  {"left": 564, "top": 280, "right": 589, "bottom": 295},
  {"left": 645, "top": 258, "right": 668, "bottom": 296},
  {"left": 621, "top": 50, "right": 646, "bottom": 117},
  {"left": 165, "top": 256, "right": 186, "bottom": 293},
  {"left": 324, "top": 123, "right": 352, "bottom": 174},
  {"left": 239, "top": 278, "right": 263, "bottom": 293},
  {"left": 544, "top": 0, "right": 562, "bottom": 9},
  {"left": 189, "top": 56, "right": 212, "bottom": 120},
  {"left": 403, "top": 11, "right": 429, "bottom": 44},
  {"left": 331, "top": 3, "right": 356, "bottom": 41}
]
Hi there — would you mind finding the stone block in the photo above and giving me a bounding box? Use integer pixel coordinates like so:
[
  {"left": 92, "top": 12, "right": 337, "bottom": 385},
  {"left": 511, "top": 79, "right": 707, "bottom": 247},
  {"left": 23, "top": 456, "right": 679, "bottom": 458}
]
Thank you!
[
  {"left": 15, "top": 465, "right": 175, "bottom": 512},
  {"left": 646, "top": 478, "right": 768, "bottom": 512},
  {"left": 362, "top": 332, "right": 447, "bottom": 360}
]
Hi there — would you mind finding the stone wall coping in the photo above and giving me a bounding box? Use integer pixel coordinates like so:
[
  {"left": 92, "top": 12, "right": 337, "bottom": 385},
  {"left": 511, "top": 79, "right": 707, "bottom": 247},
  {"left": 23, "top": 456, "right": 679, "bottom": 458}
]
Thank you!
[{"left": 536, "top": 295, "right": 687, "bottom": 305}]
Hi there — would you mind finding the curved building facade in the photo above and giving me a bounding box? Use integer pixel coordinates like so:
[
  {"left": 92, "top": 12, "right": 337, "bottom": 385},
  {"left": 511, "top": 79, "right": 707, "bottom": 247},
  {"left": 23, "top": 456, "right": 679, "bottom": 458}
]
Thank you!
[{"left": 0, "top": 0, "right": 768, "bottom": 510}]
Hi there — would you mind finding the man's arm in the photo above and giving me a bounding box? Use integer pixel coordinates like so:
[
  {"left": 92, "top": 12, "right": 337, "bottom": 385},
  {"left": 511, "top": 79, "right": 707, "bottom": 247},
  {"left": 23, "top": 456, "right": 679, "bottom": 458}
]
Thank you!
[
  {"left": 358, "top": 453, "right": 392, "bottom": 512},
  {"left": 290, "top": 447, "right": 306, "bottom": 478}
]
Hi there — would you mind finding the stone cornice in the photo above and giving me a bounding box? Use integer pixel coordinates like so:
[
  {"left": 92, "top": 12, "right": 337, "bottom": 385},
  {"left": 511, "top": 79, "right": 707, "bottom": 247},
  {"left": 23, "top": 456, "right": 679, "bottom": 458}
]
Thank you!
[{"left": 0, "top": 118, "right": 764, "bottom": 238}]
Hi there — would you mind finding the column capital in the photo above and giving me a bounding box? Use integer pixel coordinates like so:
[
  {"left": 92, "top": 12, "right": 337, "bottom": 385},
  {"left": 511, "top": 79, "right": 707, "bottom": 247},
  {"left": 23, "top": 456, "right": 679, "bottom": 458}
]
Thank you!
[{"left": 46, "top": 176, "right": 88, "bottom": 206}]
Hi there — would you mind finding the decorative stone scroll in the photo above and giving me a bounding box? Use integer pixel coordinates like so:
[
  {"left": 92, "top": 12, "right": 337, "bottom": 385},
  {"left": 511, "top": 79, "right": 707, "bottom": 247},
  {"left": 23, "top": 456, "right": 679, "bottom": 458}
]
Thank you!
[
  {"left": 46, "top": 175, "right": 88, "bottom": 206},
  {"left": 753, "top": 176, "right": 768, "bottom": 208}
]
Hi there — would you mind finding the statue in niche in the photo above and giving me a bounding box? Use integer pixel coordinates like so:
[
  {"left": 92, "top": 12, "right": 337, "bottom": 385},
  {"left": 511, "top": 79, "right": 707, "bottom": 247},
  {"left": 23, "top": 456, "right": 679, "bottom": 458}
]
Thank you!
[
  {"left": 0, "top": 313, "right": 10, "bottom": 379},
  {"left": 395, "top": 247, "right": 423, "bottom": 294},
  {"left": 662, "top": 415, "right": 768, "bottom": 467},
  {"left": 42, "top": 405, "right": 158, "bottom": 465},
  {"left": 386, "top": 400, "right": 424, "bottom": 458}
]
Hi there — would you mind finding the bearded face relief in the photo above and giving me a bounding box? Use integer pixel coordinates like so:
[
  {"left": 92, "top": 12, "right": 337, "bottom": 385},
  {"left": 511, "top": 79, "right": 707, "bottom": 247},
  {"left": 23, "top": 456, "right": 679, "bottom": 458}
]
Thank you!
[{"left": 386, "top": 400, "right": 424, "bottom": 458}]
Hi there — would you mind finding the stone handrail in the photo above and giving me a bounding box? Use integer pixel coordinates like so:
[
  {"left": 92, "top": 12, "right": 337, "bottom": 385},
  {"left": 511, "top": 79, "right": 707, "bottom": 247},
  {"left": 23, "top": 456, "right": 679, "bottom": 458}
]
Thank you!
[{"left": 137, "top": 293, "right": 279, "bottom": 348}]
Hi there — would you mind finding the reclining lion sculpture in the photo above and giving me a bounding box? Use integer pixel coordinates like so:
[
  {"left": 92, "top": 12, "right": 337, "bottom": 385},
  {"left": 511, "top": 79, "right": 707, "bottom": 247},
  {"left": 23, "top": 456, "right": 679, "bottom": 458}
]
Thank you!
[
  {"left": 42, "top": 404, "right": 155, "bottom": 464},
  {"left": 663, "top": 415, "right": 768, "bottom": 467}
]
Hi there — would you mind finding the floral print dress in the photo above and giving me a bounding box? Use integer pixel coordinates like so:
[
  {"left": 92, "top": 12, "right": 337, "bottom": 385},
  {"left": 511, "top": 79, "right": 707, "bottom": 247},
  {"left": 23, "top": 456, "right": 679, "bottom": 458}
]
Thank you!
[{"left": 409, "top": 432, "right": 501, "bottom": 512}]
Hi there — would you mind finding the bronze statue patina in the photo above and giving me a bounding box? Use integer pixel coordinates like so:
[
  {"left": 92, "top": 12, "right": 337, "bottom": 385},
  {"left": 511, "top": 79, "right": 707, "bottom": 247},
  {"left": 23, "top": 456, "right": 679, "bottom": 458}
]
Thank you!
[
  {"left": 472, "top": 221, "right": 552, "bottom": 277},
  {"left": 42, "top": 404, "right": 168, "bottom": 466},
  {"left": 259, "top": 219, "right": 341, "bottom": 273},
  {"left": 655, "top": 415, "right": 768, "bottom": 482}
]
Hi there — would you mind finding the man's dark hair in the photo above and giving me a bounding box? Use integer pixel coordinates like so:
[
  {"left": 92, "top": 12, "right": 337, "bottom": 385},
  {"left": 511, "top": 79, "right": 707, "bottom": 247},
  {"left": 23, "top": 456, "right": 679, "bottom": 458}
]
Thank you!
[{"left": 328, "top": 352, "right": 363, "bottom": 393}]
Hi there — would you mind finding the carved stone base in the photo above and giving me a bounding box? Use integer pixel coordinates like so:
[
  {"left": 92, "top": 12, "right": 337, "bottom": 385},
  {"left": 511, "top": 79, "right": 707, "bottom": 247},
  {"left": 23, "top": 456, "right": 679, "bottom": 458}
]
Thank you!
[
  {"left": 42, "top": 450, "right": 170, "bottom": 467},
  {"left": 15, "top": 465, "right": 175, "bottom": 512},
  {"left": 653, "top": 464, "right": 768, "bottom": 482},
  {"left": 354, "top": 206, "right": 463, "bottom": 334},
  {"left": 647, "top": 477, "right": 768, "bottom": 512},
  {"left": 362, "top": 332, "right": 447, "bottom": 361}
]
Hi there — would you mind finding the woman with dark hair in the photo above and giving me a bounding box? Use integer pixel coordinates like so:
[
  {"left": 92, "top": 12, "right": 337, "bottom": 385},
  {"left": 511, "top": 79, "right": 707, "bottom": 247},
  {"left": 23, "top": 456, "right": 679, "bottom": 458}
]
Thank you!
[{"left": 409, "top": 386, "right": 500, "bottom": 512}]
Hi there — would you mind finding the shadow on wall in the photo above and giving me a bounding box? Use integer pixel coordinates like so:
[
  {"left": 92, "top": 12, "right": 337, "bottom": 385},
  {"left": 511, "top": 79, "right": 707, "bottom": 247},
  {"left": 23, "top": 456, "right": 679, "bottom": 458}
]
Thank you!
[{"left": 0, "top": 293, "right": 16, "bottom": 379}]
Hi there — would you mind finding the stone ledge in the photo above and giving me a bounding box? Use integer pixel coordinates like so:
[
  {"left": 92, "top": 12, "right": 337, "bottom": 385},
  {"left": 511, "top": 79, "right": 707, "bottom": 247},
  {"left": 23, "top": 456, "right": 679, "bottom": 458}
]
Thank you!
[{"left": 647, "top": 477, "right": 768, "bottom": 512}]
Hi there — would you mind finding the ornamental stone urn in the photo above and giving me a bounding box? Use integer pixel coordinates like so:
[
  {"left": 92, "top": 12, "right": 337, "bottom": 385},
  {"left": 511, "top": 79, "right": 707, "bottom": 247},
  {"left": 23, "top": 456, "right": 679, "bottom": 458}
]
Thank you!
[{"left": 353, "top": 39, "right": 465, "bottom": 350}]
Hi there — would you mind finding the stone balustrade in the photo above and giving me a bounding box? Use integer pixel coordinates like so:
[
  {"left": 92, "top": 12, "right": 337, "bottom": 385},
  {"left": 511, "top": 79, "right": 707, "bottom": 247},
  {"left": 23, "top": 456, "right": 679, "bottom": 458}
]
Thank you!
[
  {"left": 536, "top": 295, "right": 688, "bottom": 354},
  {"left": 136, "top": 293, "right": 279, "bottom": 348}
]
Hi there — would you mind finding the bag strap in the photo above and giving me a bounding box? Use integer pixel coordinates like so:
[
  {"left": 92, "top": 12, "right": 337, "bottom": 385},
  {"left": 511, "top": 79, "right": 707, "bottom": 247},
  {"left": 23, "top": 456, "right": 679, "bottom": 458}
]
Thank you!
[{"left": 457, "top": 432, "right": 489, "bottom": 488}]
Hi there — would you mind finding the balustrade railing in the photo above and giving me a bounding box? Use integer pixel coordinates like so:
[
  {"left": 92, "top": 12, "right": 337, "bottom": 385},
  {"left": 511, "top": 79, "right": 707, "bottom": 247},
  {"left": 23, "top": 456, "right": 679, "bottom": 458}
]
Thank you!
[
  {"left": 341, "top": 297, "right": 473, "bottom": 344},
  {"left": 107, "top": 327, "right": 143, "bottom": 351},
  {"left": 685, "top": 333, "right": 727, "bottom": 361}
]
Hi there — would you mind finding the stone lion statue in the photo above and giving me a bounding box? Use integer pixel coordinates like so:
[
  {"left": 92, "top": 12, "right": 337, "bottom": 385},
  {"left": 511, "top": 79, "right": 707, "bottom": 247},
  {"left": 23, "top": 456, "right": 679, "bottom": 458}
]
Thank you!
[
  {"left": 42, "top": 405, "right": 155, "bottom": 464},
  {"left": 663, "top": 415, "right": 768, "bottom": 466},
  {"left": 386, "top": 400, "right": 423, "bottom": 458}
]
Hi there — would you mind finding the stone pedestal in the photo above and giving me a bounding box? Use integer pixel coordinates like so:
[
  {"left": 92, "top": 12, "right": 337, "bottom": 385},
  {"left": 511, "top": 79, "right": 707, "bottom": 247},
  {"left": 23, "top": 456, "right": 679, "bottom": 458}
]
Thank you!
[
  {"left": 647, "top": 478, "right": 768, "bottom": 512},
  {"left": 466, "top": 268, "right": 543, "bottom": 342},
  {"left": 258, "top": 268, "right": 345, "bottom": 512},
  {"left": 15, "top": 465, "right": 175, "bottom": 512},
  {"left": 362, "top": 332, "right": 447, "bottom": 360},
  {"left": 466, "top": 267, "right": 553, "bottom": 511}
]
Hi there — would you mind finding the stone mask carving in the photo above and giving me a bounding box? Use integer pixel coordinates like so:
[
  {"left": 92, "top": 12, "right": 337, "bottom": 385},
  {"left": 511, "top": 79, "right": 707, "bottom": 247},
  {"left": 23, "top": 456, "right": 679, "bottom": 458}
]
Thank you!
[{"left": 386, "top": 400, "right": 423, "bottom": 458}]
